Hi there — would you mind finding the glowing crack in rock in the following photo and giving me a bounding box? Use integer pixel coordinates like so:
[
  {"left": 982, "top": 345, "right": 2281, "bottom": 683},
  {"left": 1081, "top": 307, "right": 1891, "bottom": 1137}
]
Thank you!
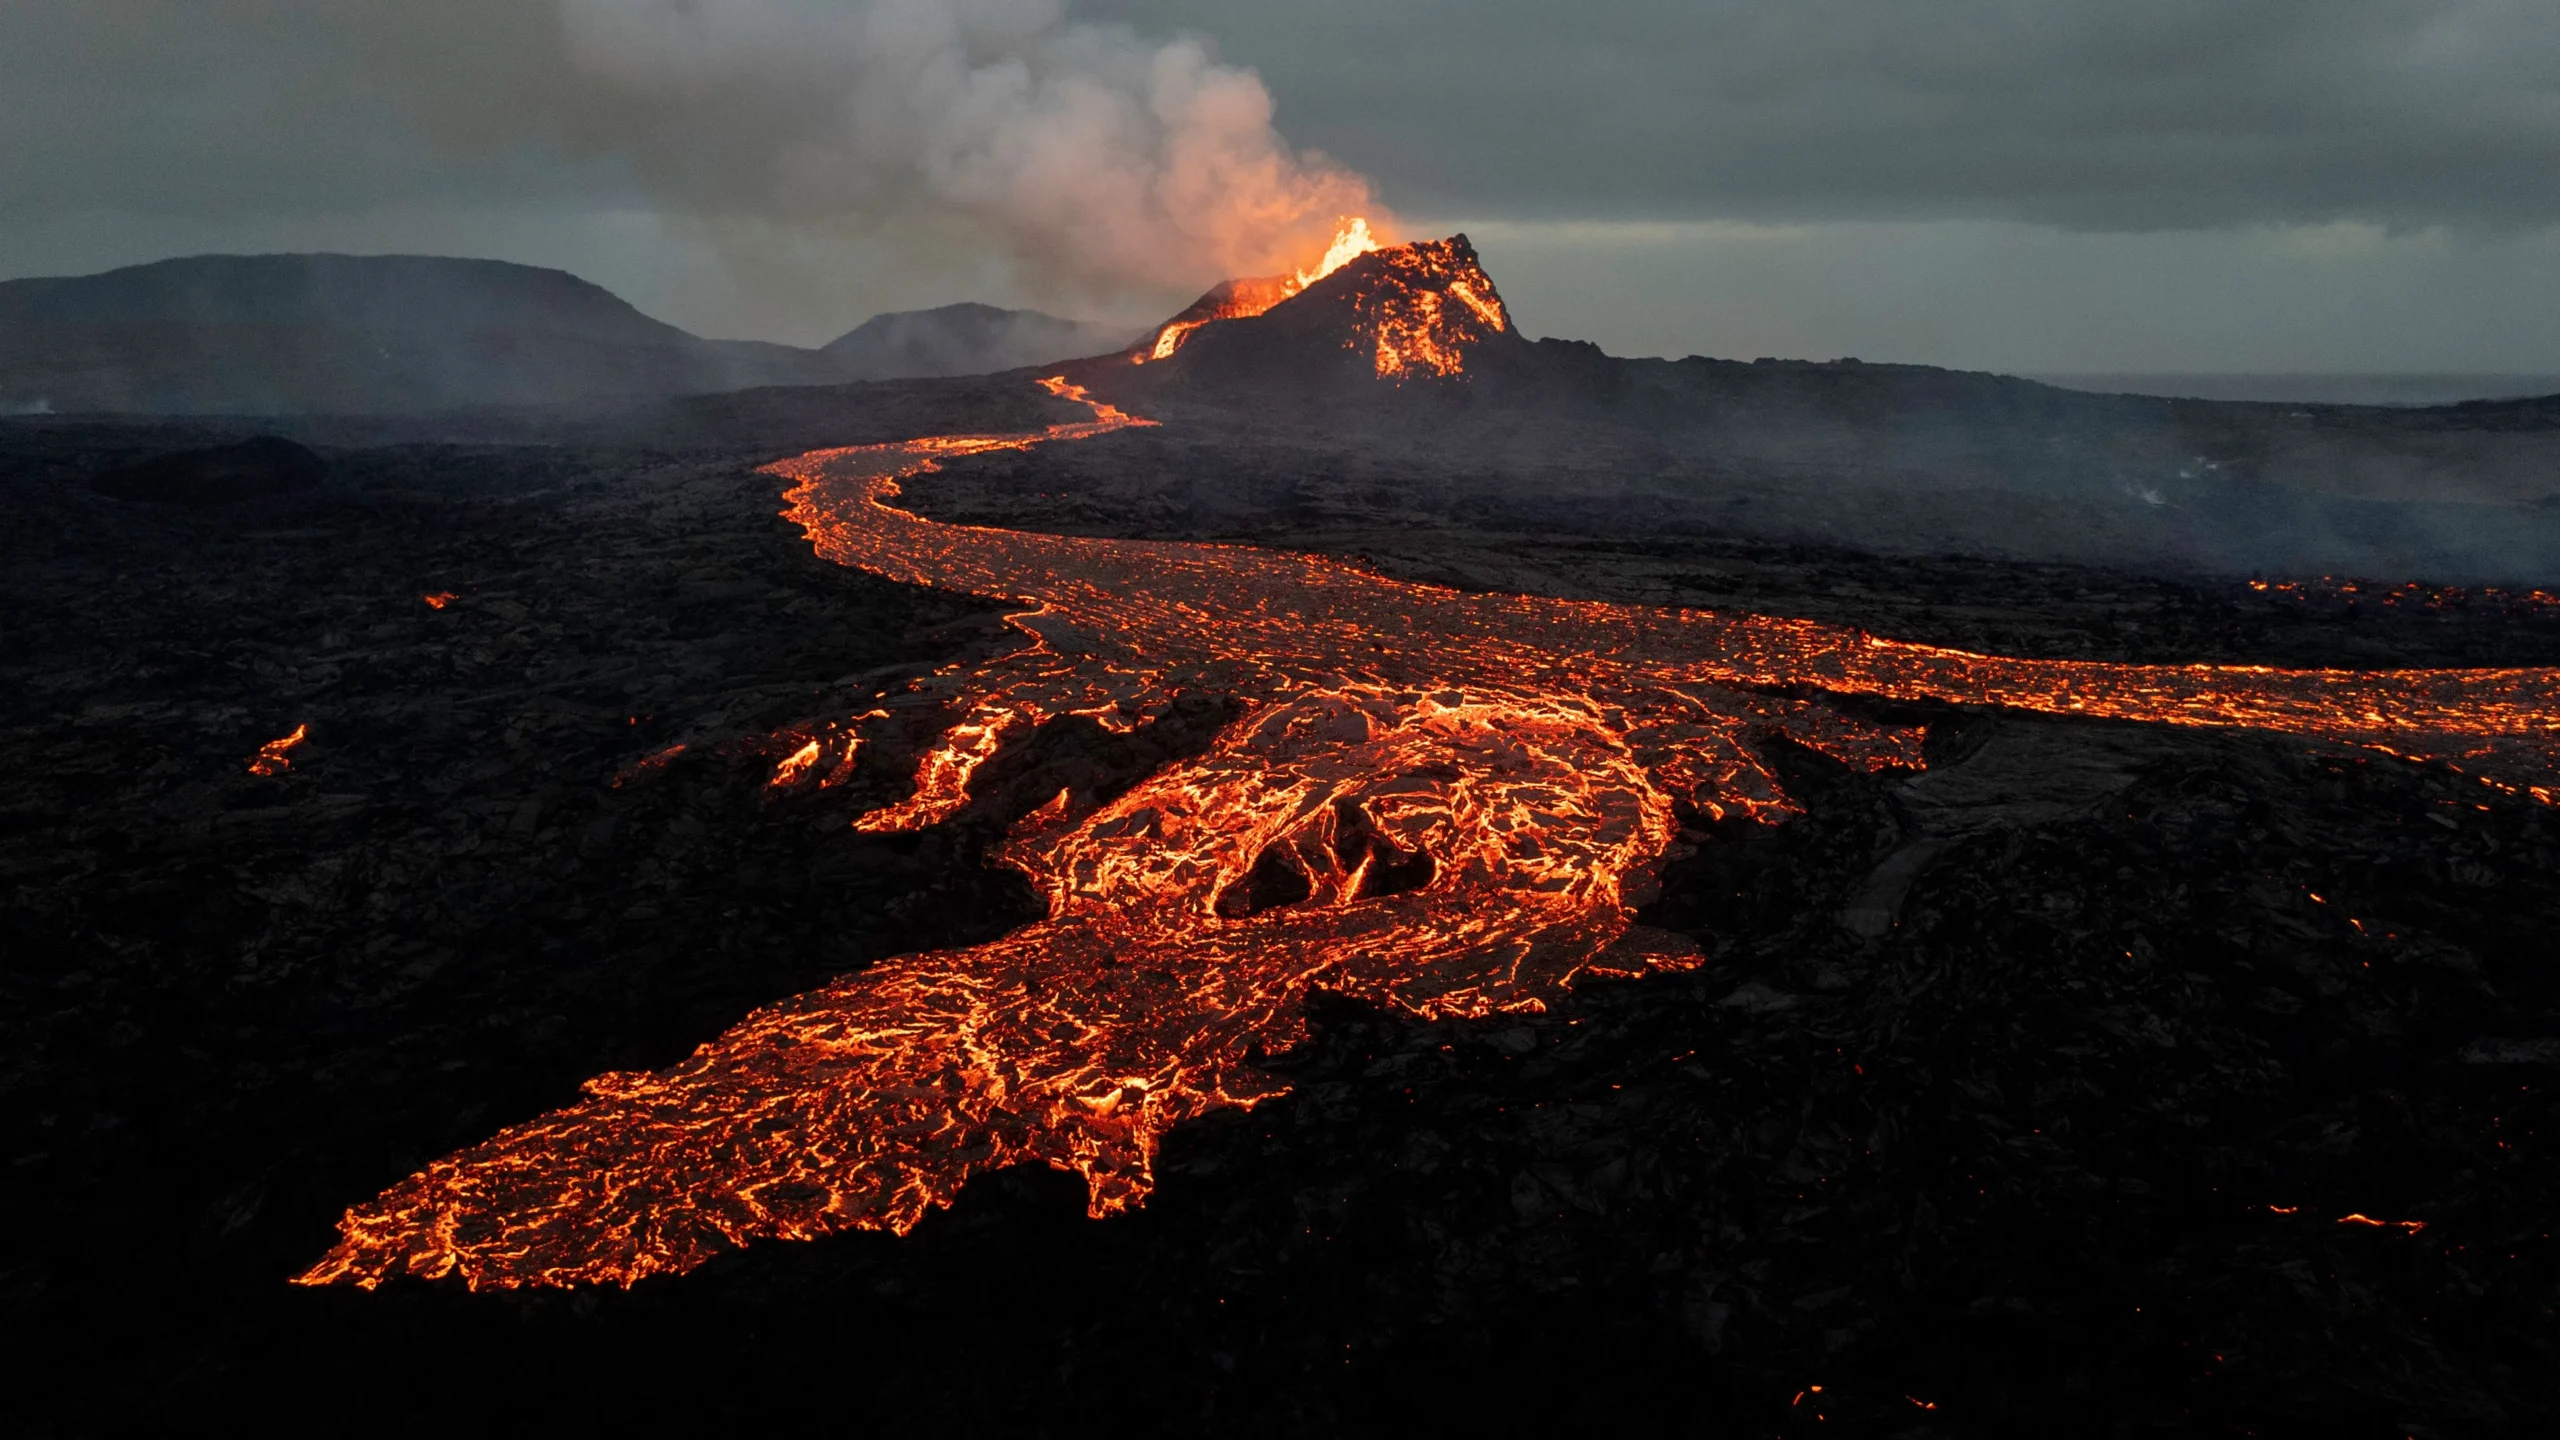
[{"left": 301, "top": 370, "right": 2560, "bottom": 1293}]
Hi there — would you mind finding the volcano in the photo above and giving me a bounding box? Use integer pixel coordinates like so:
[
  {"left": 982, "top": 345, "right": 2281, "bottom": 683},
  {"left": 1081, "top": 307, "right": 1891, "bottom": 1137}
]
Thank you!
[
  {"left": 1035, "top": 232, "right": 2560, "bottom": 584},
  {"left": 1120, "top": 233, "right": 1524, "bottom": 389}
]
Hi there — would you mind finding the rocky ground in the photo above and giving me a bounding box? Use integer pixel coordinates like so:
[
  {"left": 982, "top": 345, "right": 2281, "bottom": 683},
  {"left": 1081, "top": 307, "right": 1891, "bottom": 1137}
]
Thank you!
[
  {"left": 915, "top": 426, "right": 2560, "bottom": 671},
  {"left": 3, "top": 408, "right": 2557, "bottom": 1436}
]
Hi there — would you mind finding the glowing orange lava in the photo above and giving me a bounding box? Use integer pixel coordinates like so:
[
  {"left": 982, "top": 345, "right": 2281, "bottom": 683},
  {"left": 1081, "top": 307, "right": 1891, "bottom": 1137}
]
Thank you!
[
  {"left": 769, "top": 740, "right": 822, "bottom": 787},
  {"left": 1342, "top": 237, "right": 1510, "bottom": 378},
  {"left": 610, "top": 742, "right": 685, "bottom": 789},
  {"left": 1137, "top": 217, "right": 1383, "bottom": 363},
  {"left": 2251, "top": 576, "right": 2560, "bottom": 620},
  {"left": 248, "top": 724, "right": 308, "bottom": 777},
  {"left": 1294, "top": 215, "right": 1380, "bottom": 290},
  {"left": 299, "top": 367, "right": 2560, "bottom": 1292},
  {"left": 423, "top": 592, "right": 456, "bottom": 610}
]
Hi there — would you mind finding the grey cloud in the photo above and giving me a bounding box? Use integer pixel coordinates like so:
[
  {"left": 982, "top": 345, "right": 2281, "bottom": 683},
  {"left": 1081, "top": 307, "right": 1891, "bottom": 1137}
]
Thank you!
[
  {"left": 5, "top": 0, "right": 2558, "bottom": 363},
  {"left": 29, "top": 1, "right": 2556, "bottom": 241},
  {"left": 0, "top": 2, "right": 1380, "bottom": 301},
  {"left": 1084, "top": 0, "right": 2560, "bottom": 229},
  {"left": 0, "top": 6, "right": 591, "bottom": 217},
  {"left": 1469, "top": 219, "right": 2560, "bottom": 374}
]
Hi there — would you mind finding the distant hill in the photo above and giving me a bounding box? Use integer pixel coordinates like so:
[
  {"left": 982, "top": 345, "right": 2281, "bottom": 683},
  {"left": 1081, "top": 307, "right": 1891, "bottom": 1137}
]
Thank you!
[
  {"left": 2029, "top": 373, "right": 2560, "bottom": 407},
  {"left": 820, "top": 303, "right": 1134, "bottom": 381},
  {"left": 0, "top": 255, "right": 1128, "bottom": 415}
]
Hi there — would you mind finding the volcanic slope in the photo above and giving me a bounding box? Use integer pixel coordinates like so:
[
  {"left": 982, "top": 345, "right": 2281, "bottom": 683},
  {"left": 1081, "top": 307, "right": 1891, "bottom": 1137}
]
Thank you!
[{"left": 1032, "top": 235, "right": 2560, "bottom": 583}]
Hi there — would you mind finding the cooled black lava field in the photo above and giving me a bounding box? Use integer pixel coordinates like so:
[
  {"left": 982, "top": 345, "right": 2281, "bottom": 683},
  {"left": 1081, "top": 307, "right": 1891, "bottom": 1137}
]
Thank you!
[{"left": 5, "top": 399, "right": 2559, "bottom": 1437}]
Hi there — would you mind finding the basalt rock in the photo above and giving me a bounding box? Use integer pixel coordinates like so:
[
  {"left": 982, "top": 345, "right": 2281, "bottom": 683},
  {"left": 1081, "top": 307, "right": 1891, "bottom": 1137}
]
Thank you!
[
  {"left": 4, "top": 399, "right": 2557, "bottom": 1436},
  {"left": 90, "top": 436, "right": 326, "bottom": 506}
]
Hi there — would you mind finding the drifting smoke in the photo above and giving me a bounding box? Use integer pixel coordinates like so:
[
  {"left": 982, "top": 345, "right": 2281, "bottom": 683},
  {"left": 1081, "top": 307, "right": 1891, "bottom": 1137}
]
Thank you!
[{"left": 547, "top": 0, "right": 1391, "bottom": 298}]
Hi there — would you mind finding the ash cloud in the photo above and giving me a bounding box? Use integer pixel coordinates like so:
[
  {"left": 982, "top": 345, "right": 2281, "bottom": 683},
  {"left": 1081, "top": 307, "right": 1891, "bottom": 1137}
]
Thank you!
[
  {"left": 0, "top": 2, "right": 1386, "bottom": 308},
  {"left": 542, "top": 0, "right": 1385, "bottom": 296},
  {"left": 6, "top": 1, "right": 2557, "bottom": 360},
  {"left": 1086, "top": 0, "right": 2560, "bottom": 232}
]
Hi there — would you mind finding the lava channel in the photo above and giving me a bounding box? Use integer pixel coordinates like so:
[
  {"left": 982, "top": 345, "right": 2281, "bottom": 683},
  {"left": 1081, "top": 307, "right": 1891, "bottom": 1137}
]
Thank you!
[{"left": 299, "top": 376, "right": 2560, "bottom": 1291}]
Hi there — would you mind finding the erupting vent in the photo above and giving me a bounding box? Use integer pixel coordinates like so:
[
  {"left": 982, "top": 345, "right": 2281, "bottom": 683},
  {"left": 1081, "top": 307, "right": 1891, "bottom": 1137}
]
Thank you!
[
  {"left": 1132, "top": 220, "right": 1514, "bottom": 379},
  {"left": 299, "top": 380, "right": 2560, "bottom": 1291}
]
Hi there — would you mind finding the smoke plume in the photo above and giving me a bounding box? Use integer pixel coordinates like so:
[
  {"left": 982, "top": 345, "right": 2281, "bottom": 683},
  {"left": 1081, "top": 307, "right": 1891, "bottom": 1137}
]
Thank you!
[{"left": 543, "top": 0, "right": 1389, "bottom": 299}]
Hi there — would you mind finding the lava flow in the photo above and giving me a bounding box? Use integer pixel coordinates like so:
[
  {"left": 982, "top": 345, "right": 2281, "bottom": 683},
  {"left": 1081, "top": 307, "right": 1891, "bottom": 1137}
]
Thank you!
[
  {"left": 300, "top": 246, "right": 2560, "bottom": 1293},
  {"left": 248, "top": 724, "right": 308, "bottom": 777}
]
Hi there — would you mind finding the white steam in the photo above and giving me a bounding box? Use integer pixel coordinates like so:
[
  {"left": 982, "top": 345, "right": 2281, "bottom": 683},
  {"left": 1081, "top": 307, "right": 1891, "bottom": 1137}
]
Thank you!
[{"left": 551, "top": 0, "right": 1387, "bottom": 297}]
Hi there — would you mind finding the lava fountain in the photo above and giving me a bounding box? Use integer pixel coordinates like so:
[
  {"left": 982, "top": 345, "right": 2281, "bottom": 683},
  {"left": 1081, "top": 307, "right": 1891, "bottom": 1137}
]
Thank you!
[{"left": 299, "top": 242, "right": 2560, "bottom": 1293}]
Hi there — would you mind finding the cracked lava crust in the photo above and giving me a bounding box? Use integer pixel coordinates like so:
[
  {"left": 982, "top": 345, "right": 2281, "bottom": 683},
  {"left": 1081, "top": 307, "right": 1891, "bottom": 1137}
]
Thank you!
[{"left": 294, "top": 368, "right": 2560, "bottom": 1292}]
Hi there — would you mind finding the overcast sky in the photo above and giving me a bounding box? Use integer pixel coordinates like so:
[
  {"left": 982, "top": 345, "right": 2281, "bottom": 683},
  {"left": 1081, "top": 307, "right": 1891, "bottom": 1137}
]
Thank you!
[{"left": 5, "top": 1, "right": 2557, "bottom": 371}]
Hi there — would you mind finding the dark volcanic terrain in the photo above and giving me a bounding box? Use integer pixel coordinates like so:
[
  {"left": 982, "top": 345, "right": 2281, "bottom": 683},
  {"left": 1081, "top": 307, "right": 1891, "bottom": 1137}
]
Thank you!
[
  {"left": 5, "top": 383, "right": 2559, "bottom": 1437},
  {"left": 1053, "top": 235, "right": 2560, "bottom": 586}
]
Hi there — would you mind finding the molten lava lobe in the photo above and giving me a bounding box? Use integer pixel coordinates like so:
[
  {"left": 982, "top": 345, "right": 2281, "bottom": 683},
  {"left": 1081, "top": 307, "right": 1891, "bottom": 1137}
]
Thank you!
[
  {"left": 301, "top": 379, "right": 2560, "bottom": 1292},
  {"left": 295, "top": 688, "right": 1807, "bottom": 1290}
]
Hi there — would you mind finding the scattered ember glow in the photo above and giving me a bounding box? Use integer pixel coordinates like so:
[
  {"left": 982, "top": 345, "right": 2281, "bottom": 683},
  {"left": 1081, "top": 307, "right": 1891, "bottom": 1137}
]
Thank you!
[
  {"left": 303, "top": 349, "right": 2560, "bottom": 1292},
  {"left": 2339, "top": 1213, "right": 2428, "bottom": 1232},
  {"left": 423, "top": 591, "right": 456, "bottom": 610},
  {"left": 610, "top": 742, "right": 686, "bottom": 789},
  {"left": 247, "top": 724, "right": 308, "bottom": 777},
  {"left": 2248, "top": 575, "right": 2560, "bottom": 620}
]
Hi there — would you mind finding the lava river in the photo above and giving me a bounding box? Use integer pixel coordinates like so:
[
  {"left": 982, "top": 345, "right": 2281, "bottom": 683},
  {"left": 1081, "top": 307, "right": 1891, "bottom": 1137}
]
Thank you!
[{"left": 300, "top": 378, "right": 2560, "bottom": 1291}]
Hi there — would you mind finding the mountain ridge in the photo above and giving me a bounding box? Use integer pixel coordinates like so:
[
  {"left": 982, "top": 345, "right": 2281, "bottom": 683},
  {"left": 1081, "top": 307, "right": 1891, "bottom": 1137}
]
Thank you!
[
  {"left": 822, "top": 301, "right": 1132, "bottom": 381},
  {"left": 0, "top": 253, "right": 1129, "bottom": 415}
]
